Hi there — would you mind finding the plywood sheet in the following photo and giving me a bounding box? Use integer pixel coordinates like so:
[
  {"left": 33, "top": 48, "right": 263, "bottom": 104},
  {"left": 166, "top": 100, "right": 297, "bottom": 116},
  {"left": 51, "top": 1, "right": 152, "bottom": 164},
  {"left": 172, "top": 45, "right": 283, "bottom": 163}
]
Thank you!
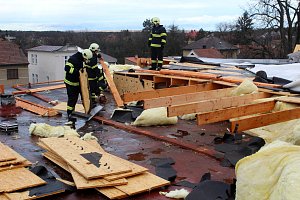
[
  {"left": 0, "top": 147, "right": 27, "bottom": 167},
  {"left": 96, "top": 187, "right": 128, "bottom": 199},
  {"left": 115, "top": 172, "right": 170, "bottom": 195},
  {"left": 0, "top": 168, "right": 46, "bottom": 192},
  {"left": 44, "top": 150, "right": 128, "bottom": 189},
  {"left": 40, "top": 137, "right": 132, "bottom": 179},
  {"left": 0, "top": 142, "right": 16, "bottom": 162},
  {"left": 68, "top": 166, "right": 128, "bottom": 189},
  {"left": 0, "top": 160, "right": 32, "bottom": 172},
  {"left": 4, "top": 190, "right": 64, "bottom": 200},
  {"left": 79, "top": 68, "right": 91, "bottom": 114}
]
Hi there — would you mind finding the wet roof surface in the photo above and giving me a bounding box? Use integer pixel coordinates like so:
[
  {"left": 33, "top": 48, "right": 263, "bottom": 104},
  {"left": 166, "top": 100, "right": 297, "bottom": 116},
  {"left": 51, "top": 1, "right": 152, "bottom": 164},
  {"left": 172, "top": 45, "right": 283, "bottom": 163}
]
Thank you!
[{"left": 0, "top": 85, "right": 235, "bottom": 199}]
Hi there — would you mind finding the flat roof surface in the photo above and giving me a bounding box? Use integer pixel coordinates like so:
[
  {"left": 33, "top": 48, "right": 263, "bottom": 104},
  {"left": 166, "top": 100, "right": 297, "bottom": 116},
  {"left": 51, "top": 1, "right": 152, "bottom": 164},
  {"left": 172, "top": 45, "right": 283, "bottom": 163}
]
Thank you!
[{"left": 0, "top": 83, "right": 235, "bottom": 199}]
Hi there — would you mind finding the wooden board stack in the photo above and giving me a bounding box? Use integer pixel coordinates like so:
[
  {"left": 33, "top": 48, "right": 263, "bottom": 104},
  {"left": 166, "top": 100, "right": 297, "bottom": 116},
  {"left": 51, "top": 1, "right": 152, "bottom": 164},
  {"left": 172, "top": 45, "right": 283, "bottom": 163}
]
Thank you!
[{"left": 38, "top": 137, "right": 170, "bottom": 199}]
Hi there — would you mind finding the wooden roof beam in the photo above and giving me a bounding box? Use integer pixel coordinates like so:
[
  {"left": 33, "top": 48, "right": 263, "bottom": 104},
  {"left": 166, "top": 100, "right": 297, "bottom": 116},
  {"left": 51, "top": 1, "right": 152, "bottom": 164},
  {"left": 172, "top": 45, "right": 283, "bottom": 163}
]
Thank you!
[
  {"left": 230, "top": 107, "right": 300, "bottom": 132},
  {"left": 123, "top": 82, "right": 224, "bottom": 103},
  {"left": 197, "top": 100, "right": 276, "bottom": 125},
  {"left": 143, "top": 87, "right": 234, "bottom": 109},
  {"left": 167, "top": 92, "right": 272, "bottom": 117}
]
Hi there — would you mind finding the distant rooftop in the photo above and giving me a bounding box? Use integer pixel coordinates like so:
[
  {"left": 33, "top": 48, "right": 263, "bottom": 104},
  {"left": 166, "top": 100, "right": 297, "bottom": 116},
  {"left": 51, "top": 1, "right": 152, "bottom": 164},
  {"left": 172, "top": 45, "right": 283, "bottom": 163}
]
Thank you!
[
  {"left": 0, "top": 39, "right": 28, "bottom": 66},
  {"left": 183, "top": 35, "right": 238, "bottom": 51}
]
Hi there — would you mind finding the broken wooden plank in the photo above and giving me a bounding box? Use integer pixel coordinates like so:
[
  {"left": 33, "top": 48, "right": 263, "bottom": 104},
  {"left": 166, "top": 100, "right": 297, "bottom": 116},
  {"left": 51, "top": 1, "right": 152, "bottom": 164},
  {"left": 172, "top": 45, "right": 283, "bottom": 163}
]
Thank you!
[
  {"left": 40, "top": 137, "right": 132, "bottom": 180},
  {"left": 100, "top": 60, "right": 124, "bottom": 107},
  {"left": 143, "top": 87, "right": 234, "bottom": 109},
  {"left": 230, "top": 107, "right": 300, "bottom": 132},
  {"left": 15, "top": 97, "right": 60, "bottom": 117},
  {"left": 167, "top": 92, "right": 271, "bottom": 117},
  {"left": 197, "top": 100, "right": 276, "bottom": 125},
  {"left": 123, "top": 82, "right": 224, "bottom": 103},
  {"left": 0, "top": 168, "right": 46, "bottom": 193},
  {"left": 12, "top": 84, "right": 65, "bottom": 95}
]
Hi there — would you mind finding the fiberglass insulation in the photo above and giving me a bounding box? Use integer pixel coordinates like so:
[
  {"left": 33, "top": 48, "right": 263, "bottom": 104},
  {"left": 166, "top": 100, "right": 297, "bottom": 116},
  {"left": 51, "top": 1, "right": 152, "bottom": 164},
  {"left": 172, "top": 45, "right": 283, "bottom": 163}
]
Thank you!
[
  {"left": 132, "top": 107, "right": 178, "bottom": 126},
  {"left": 230, "top": 79, "right": 258, "bottom": 96},
  {"left": 246, "top": 101, "right": 300, "bottom": 144},
  {"left": 29, "top": 123, "right": 79, "bottom": 137},
  {"left": 235, "top": 140, "right": 300, "bottom": 200}
]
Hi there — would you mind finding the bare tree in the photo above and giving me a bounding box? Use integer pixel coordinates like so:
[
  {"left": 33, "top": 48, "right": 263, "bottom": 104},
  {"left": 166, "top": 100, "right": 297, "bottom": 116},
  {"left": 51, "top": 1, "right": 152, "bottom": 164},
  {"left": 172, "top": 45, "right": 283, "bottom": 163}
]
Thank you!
[{"left": 249, "top": 0, "right": 300, "bottom": 56}]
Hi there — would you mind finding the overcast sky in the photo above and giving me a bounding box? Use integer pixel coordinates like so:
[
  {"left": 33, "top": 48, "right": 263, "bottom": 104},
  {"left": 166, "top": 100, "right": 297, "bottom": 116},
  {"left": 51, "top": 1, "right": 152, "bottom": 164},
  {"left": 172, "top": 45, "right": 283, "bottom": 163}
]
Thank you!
[{"left": 1, "top": 0, "right": 249, "bottom": 31}]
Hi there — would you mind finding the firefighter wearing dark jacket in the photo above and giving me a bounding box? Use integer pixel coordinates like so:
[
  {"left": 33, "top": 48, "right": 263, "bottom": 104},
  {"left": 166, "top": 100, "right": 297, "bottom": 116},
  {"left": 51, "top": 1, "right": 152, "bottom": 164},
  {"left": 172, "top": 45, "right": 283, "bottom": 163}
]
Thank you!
[
  {"left": 87, "top": 43, "right": 107, "bottom": 106},
  {"left": 64, "top": 49, "right": 93, "bottom": 122},
  {"left": 148, "top": 17, "right": 167, "bottom": 70}
]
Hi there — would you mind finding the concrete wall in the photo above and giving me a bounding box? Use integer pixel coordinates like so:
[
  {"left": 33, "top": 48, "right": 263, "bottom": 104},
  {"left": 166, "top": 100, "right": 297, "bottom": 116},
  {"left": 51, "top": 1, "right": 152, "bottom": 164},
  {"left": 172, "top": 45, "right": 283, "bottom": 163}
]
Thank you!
[{"left": 0, "top": 65, "right": 29, "bottom": 87}]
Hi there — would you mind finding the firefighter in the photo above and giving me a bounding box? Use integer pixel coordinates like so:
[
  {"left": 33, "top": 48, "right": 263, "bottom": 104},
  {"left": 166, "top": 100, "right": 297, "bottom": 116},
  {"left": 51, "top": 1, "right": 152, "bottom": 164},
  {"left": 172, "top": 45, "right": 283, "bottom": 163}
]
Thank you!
[
  {"left": 148, "top": 17, "right": 167, "bottom": 70},
  {"left": 87, "top": 43, "right": 107, "bottom": 106},
  {"left": 64, "top": 49, "right": 93, "bottom": 124}
]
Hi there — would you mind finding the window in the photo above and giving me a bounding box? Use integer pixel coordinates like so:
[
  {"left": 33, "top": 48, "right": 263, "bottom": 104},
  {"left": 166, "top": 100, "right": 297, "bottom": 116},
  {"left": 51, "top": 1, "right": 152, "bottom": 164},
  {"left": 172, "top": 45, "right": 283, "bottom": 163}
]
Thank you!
[
  {"left": 7, "top": 69, "right": 19, "bottom": 80},
  {"left": 35, "top": 74, "right": 38, "bottom": 83},
  {"left": 32, "top": 74, "right": 35, "bottom": 83},
  {"left": 64, "top": 56, "right": 70, "bottom": 64},
  {"left": 31, "top": 54, "right": 37, "bottom": 65}
]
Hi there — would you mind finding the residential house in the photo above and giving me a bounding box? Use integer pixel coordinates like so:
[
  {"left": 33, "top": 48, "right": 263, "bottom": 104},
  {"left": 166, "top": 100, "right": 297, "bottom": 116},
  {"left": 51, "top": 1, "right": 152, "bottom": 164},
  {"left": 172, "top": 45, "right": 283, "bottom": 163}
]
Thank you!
[
  {"left": 0, "top": 38, "right": 29, "bottom": 87},
  {"left": 27, "top": 45, "right": 117, "bottom": 83},
  {"left": 187, "top": 48, "right": 224, "bottom": 58},
  {"left": 182, "top": 35, "right": 239, "bottom": 58}
]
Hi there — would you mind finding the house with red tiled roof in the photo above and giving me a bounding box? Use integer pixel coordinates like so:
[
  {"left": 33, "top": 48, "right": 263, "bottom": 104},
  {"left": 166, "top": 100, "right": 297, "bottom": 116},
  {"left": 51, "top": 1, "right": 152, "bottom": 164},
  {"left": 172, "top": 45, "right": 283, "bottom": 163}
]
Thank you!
[
  {"left": 28, "top": 45, "right": 117, "bottom": 83},
  {"left": 187, "top": 48, "right": 225, "bottom": 58},
  {"left": 0, "top": 38, "right": 29, "bottom": 87},
  {"left": 182, "top": 34, "right": 239, "bottom": 58}
]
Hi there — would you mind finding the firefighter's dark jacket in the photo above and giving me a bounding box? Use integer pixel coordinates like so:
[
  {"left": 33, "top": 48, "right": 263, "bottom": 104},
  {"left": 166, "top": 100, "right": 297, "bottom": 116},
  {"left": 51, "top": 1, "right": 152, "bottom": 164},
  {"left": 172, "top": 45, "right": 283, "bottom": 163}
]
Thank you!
[
  {"left": 64, "top": 52, "right": 84, "bottom": 86},
  {"left": 148, "top": 25, "right": 167, "bottom": 48},
  {"left": 86, "top": 54, "right": 100, "bottom": 80}
]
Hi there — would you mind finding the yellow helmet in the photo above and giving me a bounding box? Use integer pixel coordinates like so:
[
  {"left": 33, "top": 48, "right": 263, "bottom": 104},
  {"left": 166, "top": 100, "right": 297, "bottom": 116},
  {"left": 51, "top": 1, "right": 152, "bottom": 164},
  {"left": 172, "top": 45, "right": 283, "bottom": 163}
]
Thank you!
[
  {"left": 89, "top": 43, "right": 100, "bottom": 52},
  {"left": 82, "top": 49, "right": 93, "bottom": 60},
  {"left": 151, "top": 17, "right": 160, "bottom": 25}
]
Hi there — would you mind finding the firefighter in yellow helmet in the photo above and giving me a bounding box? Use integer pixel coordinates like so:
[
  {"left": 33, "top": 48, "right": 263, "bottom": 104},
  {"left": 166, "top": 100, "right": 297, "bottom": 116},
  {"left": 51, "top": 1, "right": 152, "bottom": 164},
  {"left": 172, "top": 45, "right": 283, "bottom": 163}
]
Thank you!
[
  {"left": 148, "top": 17, "right": 167, "bottom": 70},
  {"left": 86, "top": 43, "right": 107, "bottom": 107},
  {"left": 64, "top": 49, "right": 93, "bottom": 125}
]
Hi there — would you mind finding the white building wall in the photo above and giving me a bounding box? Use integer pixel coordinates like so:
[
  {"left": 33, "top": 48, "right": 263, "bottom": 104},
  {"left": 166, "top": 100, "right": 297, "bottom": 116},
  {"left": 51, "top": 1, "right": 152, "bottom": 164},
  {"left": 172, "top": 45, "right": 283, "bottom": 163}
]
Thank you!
[{"left": 28, "top": 50, "right": 76, "bottom": 83}]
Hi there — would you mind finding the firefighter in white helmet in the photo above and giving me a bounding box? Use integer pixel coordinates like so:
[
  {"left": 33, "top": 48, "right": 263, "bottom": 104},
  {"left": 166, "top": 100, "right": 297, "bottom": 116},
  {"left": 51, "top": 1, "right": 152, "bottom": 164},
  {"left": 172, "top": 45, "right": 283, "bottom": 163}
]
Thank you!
[
  {"left": 64, "top": 49, "right": 93, "bottom": 125},
  {"left": 86, "top": 43, "right": 107, "bottom": 107}
]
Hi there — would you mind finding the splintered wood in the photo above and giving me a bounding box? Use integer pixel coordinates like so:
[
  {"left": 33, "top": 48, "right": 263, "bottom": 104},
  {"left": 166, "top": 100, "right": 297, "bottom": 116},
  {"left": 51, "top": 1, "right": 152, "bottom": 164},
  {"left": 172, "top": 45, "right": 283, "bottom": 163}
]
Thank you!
[{"left": 39, "top": 137, "right": 170, "bottom": 199}]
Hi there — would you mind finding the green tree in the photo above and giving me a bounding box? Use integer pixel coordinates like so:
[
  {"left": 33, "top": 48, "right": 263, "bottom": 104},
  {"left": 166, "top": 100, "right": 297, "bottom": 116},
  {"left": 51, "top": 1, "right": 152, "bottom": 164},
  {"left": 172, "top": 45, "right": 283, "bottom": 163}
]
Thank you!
[
  {"left": 142, "top": 19, "right": 152, "bottom": 32},
  {"left": 235, "top": 11, "right": 254, "bottom": 44}
]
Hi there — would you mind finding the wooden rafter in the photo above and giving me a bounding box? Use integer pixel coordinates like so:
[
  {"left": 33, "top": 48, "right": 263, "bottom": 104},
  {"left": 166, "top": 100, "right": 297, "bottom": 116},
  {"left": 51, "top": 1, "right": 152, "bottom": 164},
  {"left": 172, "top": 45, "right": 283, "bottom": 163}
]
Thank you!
[
  {"left": 15, "top": 97, "right": 60, "bottom": 117},
  {"left": 197, "top": 100, "right": 276, "bottom": 125},
  {"left": 100, "top": 60, "right": 124, "bottom": 107},
  {"left": 143, "top": 87, "right": 234, "bottom": 109},
  {"left": 167, "top": 92, "right": 271, "bottom": 117},
  {"left": 230, "top": 107, "right": 300, "bottom": 132},
  {"left": 12, "top": 84, "right": 65, "bottom": 95},
  {"left": 122, "top": 82, "right": 225, "bottom": 103}
]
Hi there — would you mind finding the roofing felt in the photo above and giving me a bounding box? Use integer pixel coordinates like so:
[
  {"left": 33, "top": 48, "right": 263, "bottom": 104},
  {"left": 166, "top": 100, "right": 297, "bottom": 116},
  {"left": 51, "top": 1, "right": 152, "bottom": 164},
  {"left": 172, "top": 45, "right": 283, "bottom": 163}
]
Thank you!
[
  {"left": 100, "top": 52, "right": 117, "bottom": 63},
  {"left": 183, "top": 35, "right": 238, "bottom": 51},
  {"left": 27, "top": 45, "right": 64, "bottom": 52},
  {"left": 192, "top": 48, "right": 225, "bottom": 59},
  {"left": 0, "top": 39, "right": 28, "bottom": 65}
]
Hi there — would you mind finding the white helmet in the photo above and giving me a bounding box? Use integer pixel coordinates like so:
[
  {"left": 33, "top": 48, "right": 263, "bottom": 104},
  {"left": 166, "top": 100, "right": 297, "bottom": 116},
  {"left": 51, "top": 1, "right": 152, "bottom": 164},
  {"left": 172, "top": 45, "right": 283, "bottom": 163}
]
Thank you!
[
  {"left": 89, "top": 43, "right": 101, "bottom": 52},
  {"left": 82, "top": 49, "right": 93, "bottom": 60},
  {"left": 151, "top": 17, "right": 160, "bottom": 25}
]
